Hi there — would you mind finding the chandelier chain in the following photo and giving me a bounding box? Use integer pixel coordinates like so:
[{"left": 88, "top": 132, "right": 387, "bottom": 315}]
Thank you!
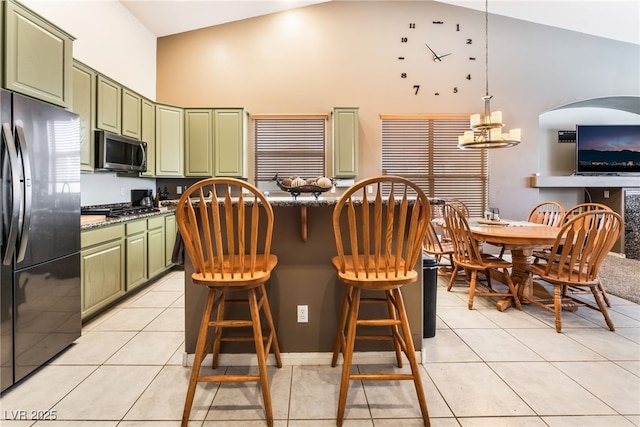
[{"left": 485, "top": 0, "right": 489, "bottom": 97}]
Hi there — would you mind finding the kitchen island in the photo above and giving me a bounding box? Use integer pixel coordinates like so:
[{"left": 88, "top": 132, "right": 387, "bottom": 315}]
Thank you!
[{"left": 165, "top": 195, "right": 426, "bottom": 357}]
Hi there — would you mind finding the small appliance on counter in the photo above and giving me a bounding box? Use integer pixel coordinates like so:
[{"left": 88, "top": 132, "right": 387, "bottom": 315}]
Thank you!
[
  {"left": 158, "top": 187, "right": 170, "bottom": 200},
  {"left": 132, "top": 189, "right": 154, "bottom": 207}
]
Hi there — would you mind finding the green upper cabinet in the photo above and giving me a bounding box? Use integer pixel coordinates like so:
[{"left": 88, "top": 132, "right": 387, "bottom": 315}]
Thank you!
[
  {"left": 71, "top": 60, "right": 96, "bottom": 172},
  {"left": 3, "top": 0, "right": 74, "bottom": 108},
  {"left": 121, "top": 87, "right": 142, "bottom": 140},
  {"left": 185, "top": 108, "right": 214, "bottom": 177},
  {"left": 96, "top": 75, "right": 121, "bottom": 134},
  {"left": 214, "top": 108, "right": 246, "bottom": 178},
  {"left": 140, "top": 98, "right": 156, "bottom": 177},
  {"left": 155, "top": 103, "right": 184, "bottom": 177},
  {"left": 332, "top": 107, "right": 359, "bottom": 178}
]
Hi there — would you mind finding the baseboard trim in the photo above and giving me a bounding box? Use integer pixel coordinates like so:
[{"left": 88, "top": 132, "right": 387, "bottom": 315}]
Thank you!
[{"left": 182, "top": 351, "right": 424, "bottom": 367}]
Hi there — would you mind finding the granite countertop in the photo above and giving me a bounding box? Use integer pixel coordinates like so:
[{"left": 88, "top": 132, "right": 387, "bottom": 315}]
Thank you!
[
  {"left": 159, "top": 196, "right": 444, "bottom": 208},
  {"left": 82, "top": 196, "right": 444, "bottom": 230},
  {"left": 81, "top": 207, "right": 176, "bottom": 230},
  {"left": 158, "top": 195, "right": 339, "bottom": 208}
]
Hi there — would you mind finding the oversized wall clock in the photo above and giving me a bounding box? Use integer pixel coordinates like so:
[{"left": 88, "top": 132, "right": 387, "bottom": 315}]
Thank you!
[{"left": 398, "top": 20, "right": 481, "bottom": 96}]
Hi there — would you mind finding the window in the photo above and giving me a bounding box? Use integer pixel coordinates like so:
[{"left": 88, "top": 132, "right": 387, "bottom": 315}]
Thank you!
[
  {"left": 253, "top": 114, "right": 327, "bottom": 191},
  {"left": 380, "top": 114, "right": 488, "bottom": 216}
]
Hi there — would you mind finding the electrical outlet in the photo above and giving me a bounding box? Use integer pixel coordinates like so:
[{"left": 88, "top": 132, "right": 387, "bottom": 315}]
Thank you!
[
  {"left": 367, "top": 185, "right": 373, "bottom": 194},
  {"left": 120, "top": 187, "right": 125, "bottom": 196},
  {"left": 176, "top": 186, "right": 182, "bottom": 194},
  {"left": 604, "top": 190, "right": 610, "bottom": 198},
  {"left": 297, "top": 305, "right": 308, "bottom": 323}
]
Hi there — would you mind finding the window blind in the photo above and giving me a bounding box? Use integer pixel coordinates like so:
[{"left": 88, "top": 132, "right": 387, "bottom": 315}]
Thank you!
[
  {"left": 254, "top": 116, "right": 326, "bottom": 187},
  {"left": 381, "top": 114, "right": 488, "bottom": 216}
]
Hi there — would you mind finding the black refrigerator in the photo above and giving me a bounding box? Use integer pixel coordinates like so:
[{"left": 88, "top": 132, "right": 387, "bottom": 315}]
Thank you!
[{"left": 1, "top": 89, "right": 81, "bottom": 393}]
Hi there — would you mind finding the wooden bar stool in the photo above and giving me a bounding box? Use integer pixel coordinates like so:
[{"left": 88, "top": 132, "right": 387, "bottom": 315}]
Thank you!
[
  {"left": 330, "top": 176, "right": 431, "bottom": 427},
  {"left": 176, "top": 178, "right": 282, "bottom": 427}
]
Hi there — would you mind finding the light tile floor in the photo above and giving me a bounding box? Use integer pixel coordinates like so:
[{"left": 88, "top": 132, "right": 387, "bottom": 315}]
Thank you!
[{"left": 1, "top": 268, "right": 639, "bottom": 426}]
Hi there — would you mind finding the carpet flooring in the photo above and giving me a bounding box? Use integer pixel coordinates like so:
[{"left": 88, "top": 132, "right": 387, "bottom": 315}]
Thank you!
[{"left": 599, "top": 254, "right": 640, "bottom": 304}]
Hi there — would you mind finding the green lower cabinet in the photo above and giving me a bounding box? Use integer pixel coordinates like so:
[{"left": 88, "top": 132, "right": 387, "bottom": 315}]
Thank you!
[
  {"left": 165, "top": 213, "right": 176, "bottom": 267},
  {"left": 81, "top": 225, "right": 125, "bottom": 319},
  {"left": 148, "top": 216, "right": 166, "bottom": 278},
  {"left": 125, "top": 219, "right": 148, "bottom": 291},
  {"left": 81, "top": 214, "right": 175, "bottom": 321}
]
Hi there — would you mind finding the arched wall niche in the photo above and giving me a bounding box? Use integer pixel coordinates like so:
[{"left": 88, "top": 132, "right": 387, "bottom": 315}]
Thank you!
[{"left": 536, "top": 95, "right": 640, "bottom": 209}]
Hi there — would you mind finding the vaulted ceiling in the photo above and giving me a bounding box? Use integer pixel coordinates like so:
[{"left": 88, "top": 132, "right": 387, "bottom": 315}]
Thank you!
[{"left": 119, "top": 0, "right": 639, "bottom": 45}]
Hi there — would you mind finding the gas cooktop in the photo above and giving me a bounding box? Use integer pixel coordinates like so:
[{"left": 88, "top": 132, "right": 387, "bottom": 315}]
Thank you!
[{"left": 81, "top": 204, "right": 160, "bottom": 218}]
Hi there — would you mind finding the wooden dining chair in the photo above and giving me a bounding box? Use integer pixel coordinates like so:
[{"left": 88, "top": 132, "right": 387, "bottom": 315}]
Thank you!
[
  {"left": 176, "top": 178, "right": 282, "bottom": 427},
  {"left": 423, "top": 220, "right": 457, "bottom": 278},
  {"left": 504, "top": 200, "right": 565, "bottom": 259},
  {"left": 525, "top": 210, "right": 623, "bottom": 333},
  {"left": 528, "top": 201, "right": 565, "bottom": 226},
  {"left": 556, "top": 202, "right": 614, "bottom": 306},
  {"left": 330, "top": 176, "right": 431, "bottom": 427},
  {"left": 563, "top": 202, "right": 612, "bottom": 222},
  {"left": 444, "top": 198, "right": 470, "bottom": 218},
  {"left": 443, "top": 204, "right": 522, "bottom": 310}
]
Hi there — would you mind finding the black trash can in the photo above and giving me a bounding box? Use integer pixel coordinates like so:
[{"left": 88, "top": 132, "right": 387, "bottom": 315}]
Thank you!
[{"left": 422, "top": 254, "right": 439, "bottom": 338}]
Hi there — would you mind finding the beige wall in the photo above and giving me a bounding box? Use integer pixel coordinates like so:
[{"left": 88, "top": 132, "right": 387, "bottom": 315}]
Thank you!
[{"left": 156, "top": 1, "right": 640, "bottom": 220}]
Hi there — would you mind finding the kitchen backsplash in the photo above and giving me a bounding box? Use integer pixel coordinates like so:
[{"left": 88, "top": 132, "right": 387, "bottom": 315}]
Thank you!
[{"left": 81, "top": 173, "right": 156, "bottom": 206}]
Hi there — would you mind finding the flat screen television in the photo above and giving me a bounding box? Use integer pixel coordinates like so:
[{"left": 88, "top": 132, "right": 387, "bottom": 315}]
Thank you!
[{"left": 576, "top": 124, "right": 640, "bottom": 175}]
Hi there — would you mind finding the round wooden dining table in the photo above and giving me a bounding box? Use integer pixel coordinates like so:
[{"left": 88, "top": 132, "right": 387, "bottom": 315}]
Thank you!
[{"left": 469, "top": 220, "right": 562, "bottom": 311}]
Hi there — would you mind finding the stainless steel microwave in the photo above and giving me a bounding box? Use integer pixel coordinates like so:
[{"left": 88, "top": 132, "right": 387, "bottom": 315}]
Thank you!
[{"left": 95, "top": 130, "right": 147, "bottom": 172}]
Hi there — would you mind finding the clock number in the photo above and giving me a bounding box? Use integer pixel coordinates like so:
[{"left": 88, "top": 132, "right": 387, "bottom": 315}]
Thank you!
[
  {"left": 466, "top": 39, "right": 473, "bottom": 44},
  {"left": 456, "top": 24, "right": 460, "bottom": 31},
  {"left": 432, "top": 21, "right": 444, "bottom": 25},
  {"left": 453, "top": 87, "right": 458, "bottom": 94},
  {"left": 409, "top": 23, "right": 416, "bottom": 29},
  {"left": 413, "top": 85, "right": 420, "bottom": 95},
  {"left": 469, "top": 57, "right": 476, "bottom": 61},
  {"left": 401, "top": 37, "right": 408, "bottom": 43},
  {"left": 466, "top": 74, "right": 471, "bottom": 80},
  {"left": 401, "top": 73, "right": 407, "bottom": 79}
]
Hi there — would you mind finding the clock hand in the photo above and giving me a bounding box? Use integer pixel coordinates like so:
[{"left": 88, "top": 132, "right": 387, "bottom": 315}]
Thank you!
[
  {"left": 424, "top": 43, "right": 451, "bottom": 62},
  {"left": 424, "top": 43, "right": 440, "bottom": 59}
]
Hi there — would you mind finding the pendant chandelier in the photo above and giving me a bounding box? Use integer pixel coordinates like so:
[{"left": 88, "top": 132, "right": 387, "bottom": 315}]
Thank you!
[{"left": 458, "top": 0, "right": 521, "bottom": 149}]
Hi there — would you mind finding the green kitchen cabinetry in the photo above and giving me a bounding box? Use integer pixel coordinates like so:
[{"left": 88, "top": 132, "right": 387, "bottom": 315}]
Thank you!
[
  {"left": 125, "top": 219, "right": 148, "bottom": 291},
  {"left": 81, "top": 224, "right": 125, "bottom": 319},
  {"left": 156, "top": 103, "right": 184, "bottom": 177},
  {"left": 164, "top": 213, "right": 176, "bottom": 267},
  {"left": 3, "top": 0, "right": 74, "bottom": 108},
  {"left": 141, "top": 98, "right": 156, "bottom": 176},
  {"left": 71, "top": 60, "right": 96, "bottom": 172},
  {"left": 214, "top": 108, "right": 246, "bottom": 177},
  {"left": 122, "top": 87, "right": 142, "bottom": 140},
  {"left": 185, "top": 108, "right": 214, "bottom": 177},
  {"left": 332, "top": 107, "right": 359, "bottom": 178},
  {"left": 81, "top": 214, "right": 175, "bottom": 321},
  {"left": 96, "top": 75, "right": 122, "bottom": 134},
  {"left": 147, "top": 216, "right": 166, "bottom": 279}
]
